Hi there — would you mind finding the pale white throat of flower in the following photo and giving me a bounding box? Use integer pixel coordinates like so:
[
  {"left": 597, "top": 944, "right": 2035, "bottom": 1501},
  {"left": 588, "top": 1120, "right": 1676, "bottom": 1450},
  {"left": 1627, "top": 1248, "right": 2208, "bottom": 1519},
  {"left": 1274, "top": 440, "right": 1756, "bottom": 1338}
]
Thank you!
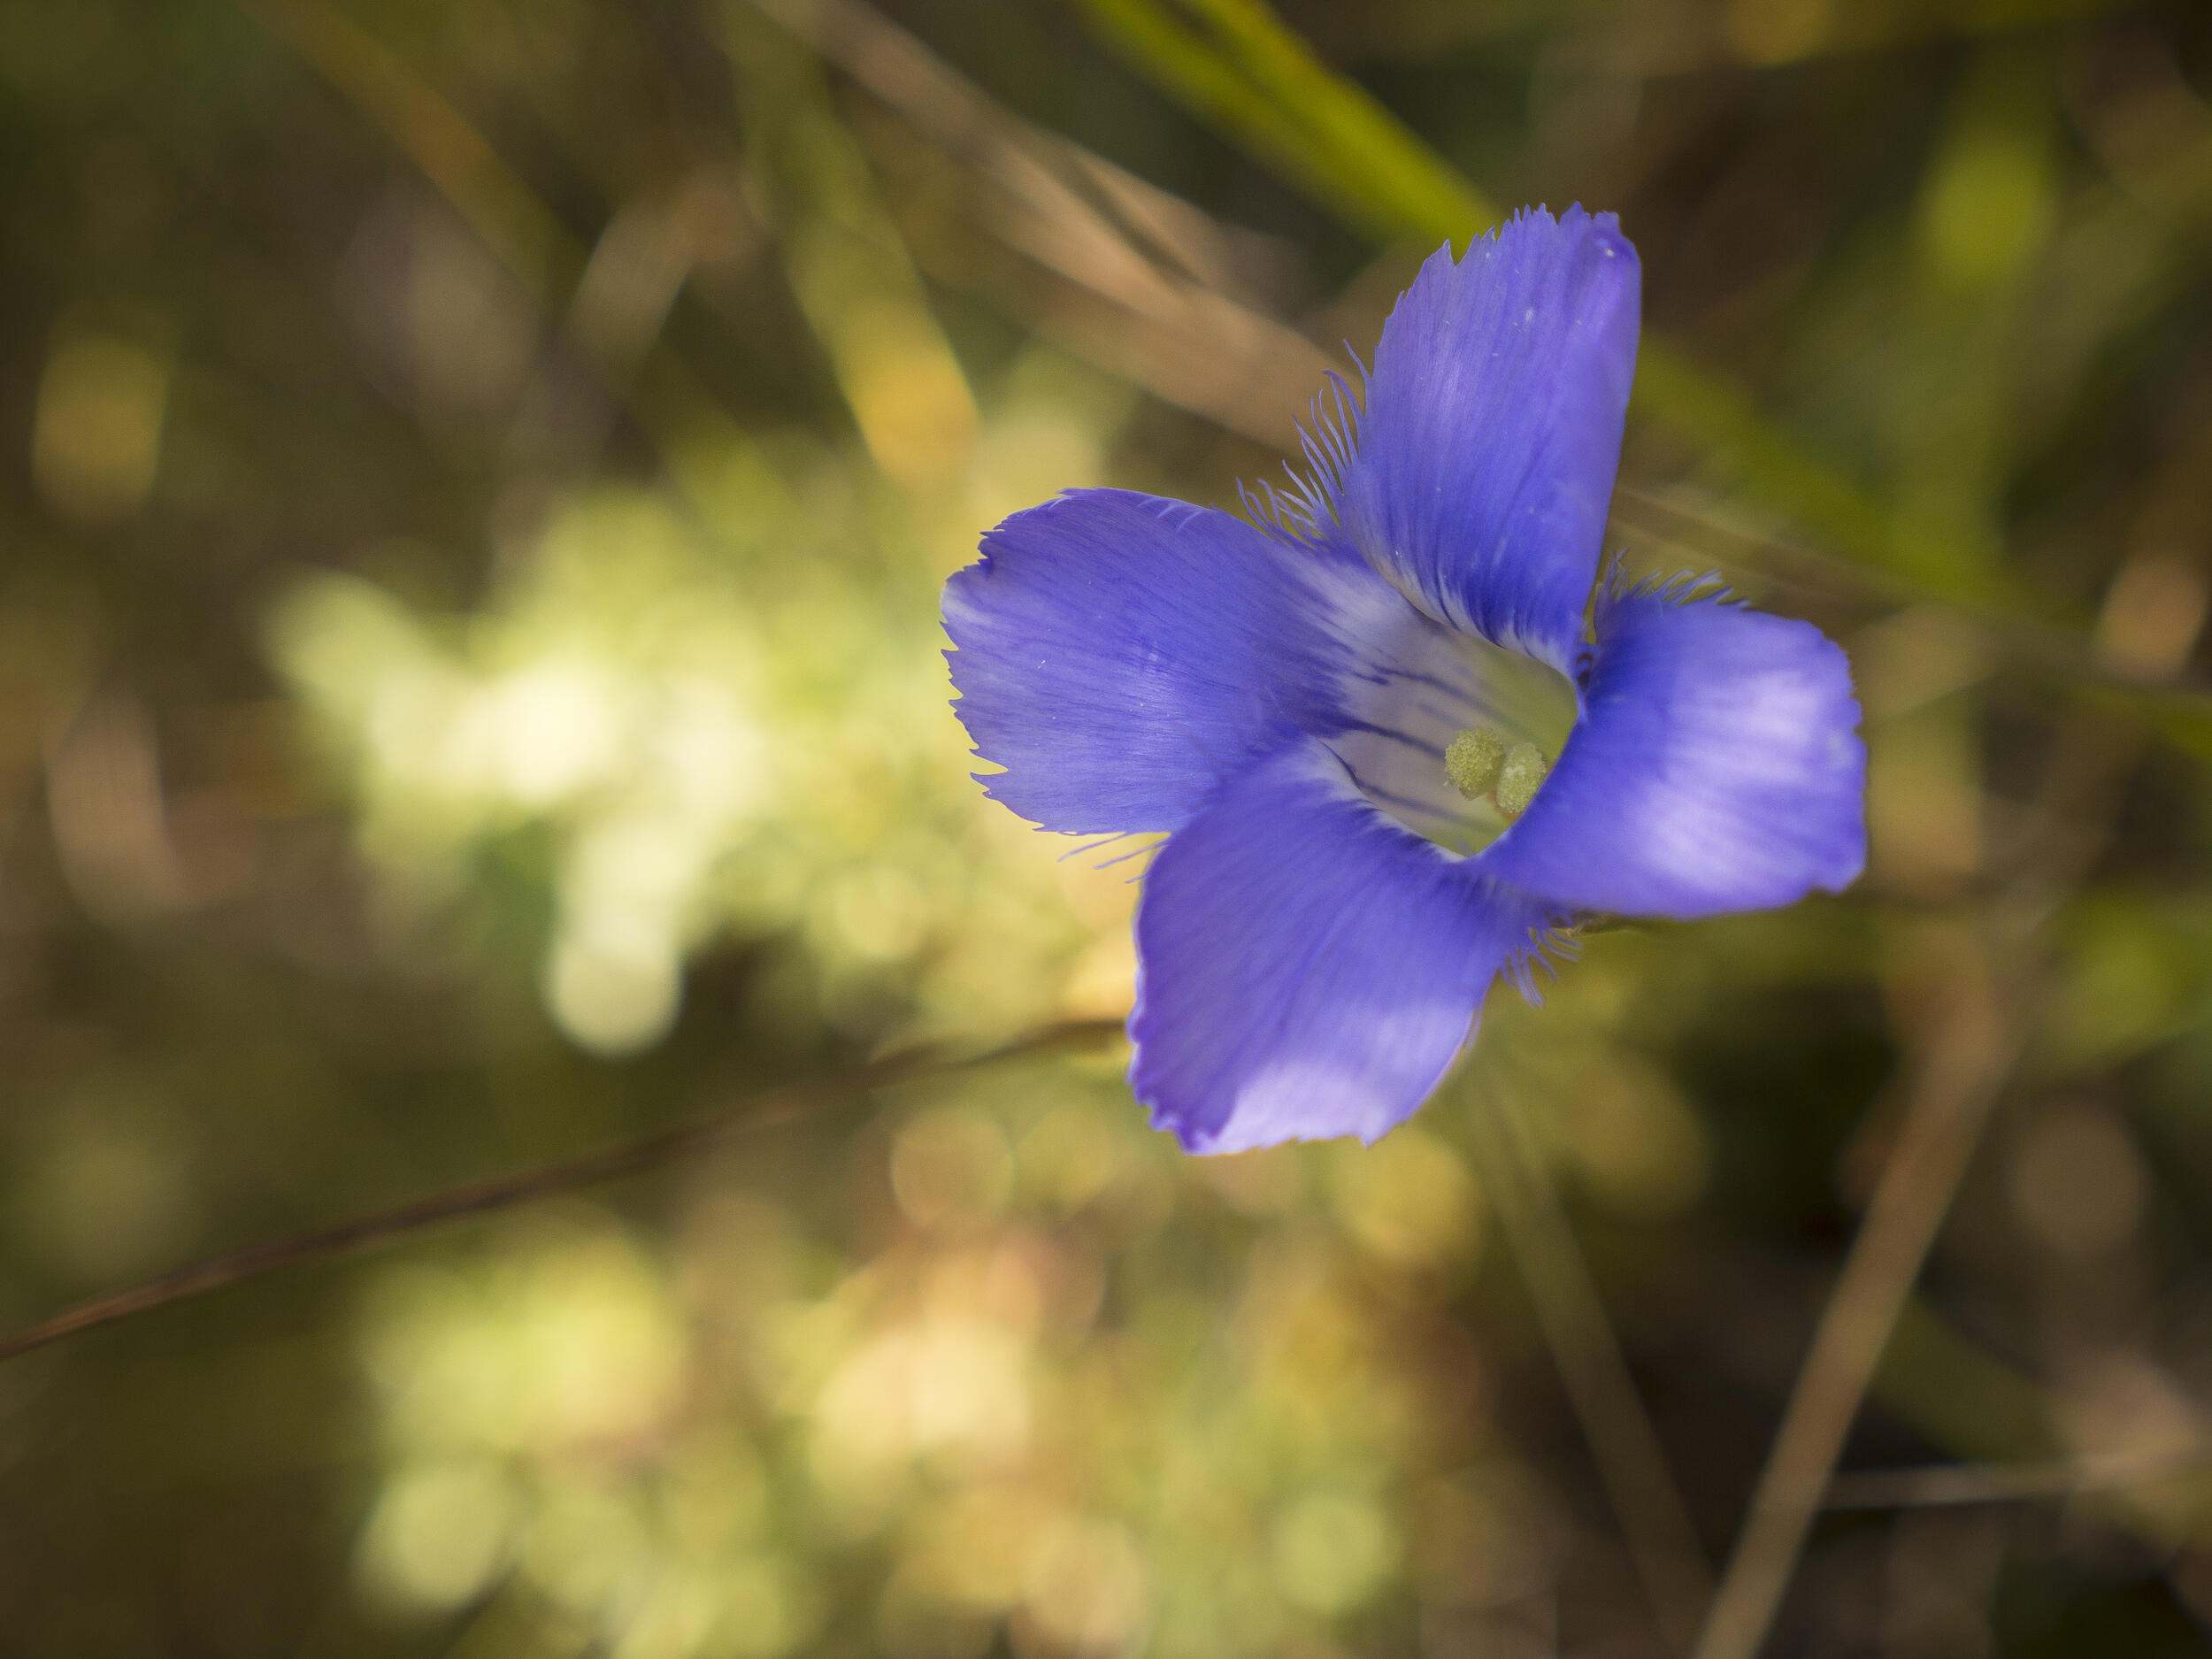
[{"left": 1310, "top": 565, "right": 1577, "bottom": 858}]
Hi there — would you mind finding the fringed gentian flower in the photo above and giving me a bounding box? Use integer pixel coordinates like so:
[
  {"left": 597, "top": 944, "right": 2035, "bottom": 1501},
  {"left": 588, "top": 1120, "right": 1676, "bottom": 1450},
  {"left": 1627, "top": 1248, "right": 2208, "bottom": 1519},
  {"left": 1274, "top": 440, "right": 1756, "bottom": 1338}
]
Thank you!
[{"left": 942, "top": 207, "right": 1866, "bottom": 1154}]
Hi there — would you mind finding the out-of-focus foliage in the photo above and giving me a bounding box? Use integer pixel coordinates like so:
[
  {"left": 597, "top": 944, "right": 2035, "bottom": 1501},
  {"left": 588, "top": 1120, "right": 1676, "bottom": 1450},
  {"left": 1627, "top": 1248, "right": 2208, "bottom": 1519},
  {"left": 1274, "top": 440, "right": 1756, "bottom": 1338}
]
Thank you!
[
  {"left": 266, "top": 449, "right": 1128, "bottom": 1056},
  {"left": 3, "top": 0, "right": 2212, "bottom": 1655}
]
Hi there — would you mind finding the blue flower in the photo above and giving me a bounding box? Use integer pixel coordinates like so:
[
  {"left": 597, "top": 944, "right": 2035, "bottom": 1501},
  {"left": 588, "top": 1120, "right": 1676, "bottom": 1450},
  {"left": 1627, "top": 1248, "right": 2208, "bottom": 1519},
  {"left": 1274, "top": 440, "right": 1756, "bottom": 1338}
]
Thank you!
[{"left": 943, "top": 206, "right": 1866, "bottom": 1155}]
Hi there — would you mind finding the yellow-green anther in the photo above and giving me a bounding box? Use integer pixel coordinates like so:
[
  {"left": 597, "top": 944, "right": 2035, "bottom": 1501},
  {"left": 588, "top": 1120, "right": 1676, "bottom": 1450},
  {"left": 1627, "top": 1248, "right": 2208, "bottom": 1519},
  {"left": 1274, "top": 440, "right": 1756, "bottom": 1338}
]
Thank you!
[
  {"left": 1443, "top": 728, "right": 1505, "bottom": 799},
  {"left": 1496, "top": 742, "right": 1549, "bottom": 819}
]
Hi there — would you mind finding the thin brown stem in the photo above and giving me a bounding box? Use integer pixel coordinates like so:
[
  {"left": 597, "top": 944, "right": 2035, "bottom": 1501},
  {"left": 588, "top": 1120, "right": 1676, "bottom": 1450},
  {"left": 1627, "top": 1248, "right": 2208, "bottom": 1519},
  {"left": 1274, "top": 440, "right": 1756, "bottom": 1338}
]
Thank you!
[
  {"left": 0, "top": 1018, "right": 1123, "bottom": 1365},
  {"left": 1690, "top": 942, "right": 2021, "bottom": 1659},
  {"left": 1824, "top": 1446, "right": 2212, "bottom": 1511},
  {"left": 1472, "top": 1077, "right": 1714, "bottom": 1653}
]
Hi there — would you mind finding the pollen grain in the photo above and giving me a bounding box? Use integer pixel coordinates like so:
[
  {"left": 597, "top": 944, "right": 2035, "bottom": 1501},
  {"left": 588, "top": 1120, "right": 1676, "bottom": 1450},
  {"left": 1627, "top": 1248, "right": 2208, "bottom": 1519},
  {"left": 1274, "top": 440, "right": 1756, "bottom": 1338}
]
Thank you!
[
  {"left": 1443, "top": 728, "right": 1506, "bottom": 799},
  {"left": 1496, "top": 743, "right": 1549, "bottom": 818}
]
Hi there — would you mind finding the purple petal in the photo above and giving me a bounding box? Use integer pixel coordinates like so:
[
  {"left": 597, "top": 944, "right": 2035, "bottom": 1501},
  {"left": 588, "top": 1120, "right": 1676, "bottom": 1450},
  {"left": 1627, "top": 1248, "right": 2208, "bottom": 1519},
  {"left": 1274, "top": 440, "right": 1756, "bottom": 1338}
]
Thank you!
[
  {"left": 1478, "top": 582, "right": 1867, "bottom": 918},
  {"left": 943, "top": 488, "right": 1366, "bottom": 835},
  {"left": 1331, "top": 206, "right": 1640, "bottom": 672},
  {"left": 1130, "top": 741, "right": 1556, "bottom": 1155}
]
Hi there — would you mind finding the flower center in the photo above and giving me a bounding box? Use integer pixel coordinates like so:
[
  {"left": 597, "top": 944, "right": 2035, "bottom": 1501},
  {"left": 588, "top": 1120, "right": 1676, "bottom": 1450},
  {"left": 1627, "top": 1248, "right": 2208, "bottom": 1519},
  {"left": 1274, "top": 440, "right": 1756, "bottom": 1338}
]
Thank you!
[
  {"left": 1444, "top": 727, "right": 1551, "bottom": 820},
  {"left": 1324, "top": 605, "right": 1578, "bottom": 860}
]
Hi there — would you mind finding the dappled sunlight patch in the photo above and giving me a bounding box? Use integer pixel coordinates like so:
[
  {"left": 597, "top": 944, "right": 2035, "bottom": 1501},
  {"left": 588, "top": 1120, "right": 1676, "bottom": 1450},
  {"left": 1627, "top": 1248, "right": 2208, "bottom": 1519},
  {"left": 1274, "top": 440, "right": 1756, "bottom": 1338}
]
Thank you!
[{"left": 271, "top": 460, "right": 1135, "bottom": 1053}]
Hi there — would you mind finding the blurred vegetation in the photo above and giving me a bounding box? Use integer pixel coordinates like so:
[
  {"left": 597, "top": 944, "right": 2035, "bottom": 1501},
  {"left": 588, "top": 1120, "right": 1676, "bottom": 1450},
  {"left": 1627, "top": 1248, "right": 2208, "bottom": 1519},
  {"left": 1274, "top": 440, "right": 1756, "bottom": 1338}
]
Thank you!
[{"left": 3, "top": 0, "right": 2212, "bottom": 1655}]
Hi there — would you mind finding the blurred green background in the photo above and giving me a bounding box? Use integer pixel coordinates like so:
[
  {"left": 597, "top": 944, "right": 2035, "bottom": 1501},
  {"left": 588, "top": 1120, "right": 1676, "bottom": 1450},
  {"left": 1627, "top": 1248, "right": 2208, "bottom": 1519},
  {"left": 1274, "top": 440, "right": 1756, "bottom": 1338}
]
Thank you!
[{"left": 4, "top": 0, "right": 2212, "bottom": 1654}]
